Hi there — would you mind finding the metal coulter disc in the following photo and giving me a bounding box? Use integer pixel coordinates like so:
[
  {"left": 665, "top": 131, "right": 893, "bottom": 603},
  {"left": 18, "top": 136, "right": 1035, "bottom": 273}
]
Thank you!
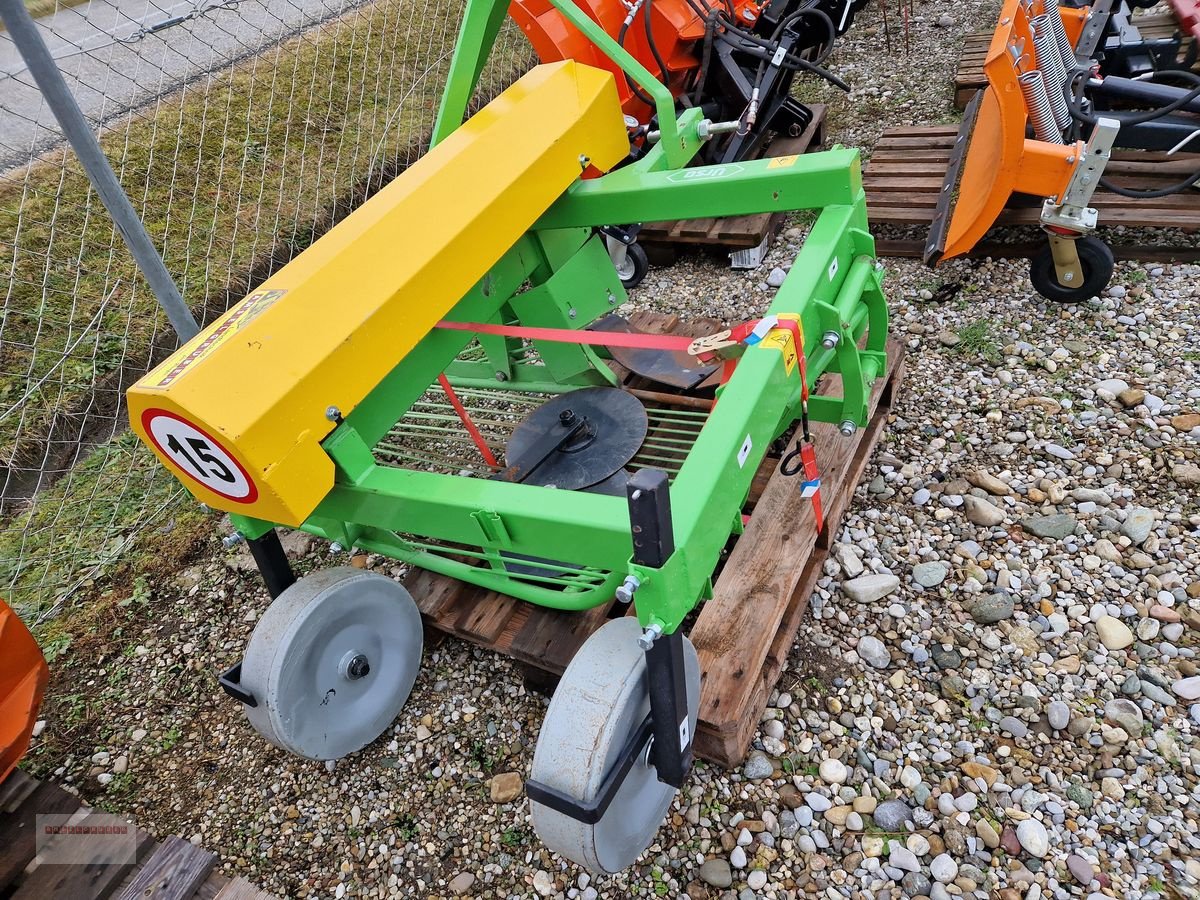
[
  {"left": 505, "top": 387, "right": 647, "bottom": 490},
  {"left": 240, "top": 567, "right": 423, "bottom": 761},
  {"left": 530, "top": 617, "right": 700, "bottom": 873},
  {"left": 588, "top": 314, "right": 719, "bottom": 390}
]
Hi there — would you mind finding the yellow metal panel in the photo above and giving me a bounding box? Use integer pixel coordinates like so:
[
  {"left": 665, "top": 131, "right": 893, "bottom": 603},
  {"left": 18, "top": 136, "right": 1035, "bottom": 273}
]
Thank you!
[{"left": 128, "top": 61, "right": 628, "bottom": 526}]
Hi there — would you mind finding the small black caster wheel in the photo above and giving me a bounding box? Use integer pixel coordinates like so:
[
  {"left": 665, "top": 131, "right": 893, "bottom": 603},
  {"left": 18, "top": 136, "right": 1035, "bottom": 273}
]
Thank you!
[
  {"left": 1029, "top": 236, "right": 1114, "bottom": 303},
  {"left": 616, "top": 241, "right": 649, "bottom": 290}
]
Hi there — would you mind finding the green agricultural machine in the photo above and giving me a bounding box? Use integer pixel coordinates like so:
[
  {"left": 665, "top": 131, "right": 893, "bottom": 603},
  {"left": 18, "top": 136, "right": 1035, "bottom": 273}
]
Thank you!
[{"left": 128, "top": 0, "right": 890, "bottom": 873}]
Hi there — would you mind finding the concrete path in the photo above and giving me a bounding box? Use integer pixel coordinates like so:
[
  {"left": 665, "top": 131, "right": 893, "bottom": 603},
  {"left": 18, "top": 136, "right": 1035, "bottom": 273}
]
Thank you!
[{"left": 0, "top": 0, "right": 348, "bottom": 168}]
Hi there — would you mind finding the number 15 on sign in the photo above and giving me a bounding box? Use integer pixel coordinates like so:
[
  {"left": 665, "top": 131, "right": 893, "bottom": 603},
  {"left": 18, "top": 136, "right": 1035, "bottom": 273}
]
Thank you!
[{"left": 142, "top": 409, "right": 258, "bottom": 503}]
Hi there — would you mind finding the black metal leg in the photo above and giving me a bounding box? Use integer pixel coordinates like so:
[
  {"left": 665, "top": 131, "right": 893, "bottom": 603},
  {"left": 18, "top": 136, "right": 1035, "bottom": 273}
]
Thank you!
[
  {"left": 626, "top": 468, "right": 691, "bottom": 789},
  {"left": 247, "top": 530, "right": 296, "bottom": 599},
  {"left": 645, "top": 629, "right": 692, "bottom": 788}
]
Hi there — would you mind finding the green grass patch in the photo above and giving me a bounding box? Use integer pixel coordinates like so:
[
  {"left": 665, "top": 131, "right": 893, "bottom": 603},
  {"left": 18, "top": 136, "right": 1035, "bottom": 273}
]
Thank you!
[
  {"left": 952, "top": 319, "right": 1001, "bottom": 364},
  {"left": 0, "top": 431, "right": 213, "bottom": 625}
]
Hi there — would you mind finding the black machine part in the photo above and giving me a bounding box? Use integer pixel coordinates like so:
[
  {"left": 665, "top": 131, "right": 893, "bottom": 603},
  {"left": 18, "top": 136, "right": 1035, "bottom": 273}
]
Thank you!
[
  {"left": 664, "top": 0, "right": 865, "bottom": 163},
  {"left": 503, "top": 387, "right": 649, "bottom": 490}
]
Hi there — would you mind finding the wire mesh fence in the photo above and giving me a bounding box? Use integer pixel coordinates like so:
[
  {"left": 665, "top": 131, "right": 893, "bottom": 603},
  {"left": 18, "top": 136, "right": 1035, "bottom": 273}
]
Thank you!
[{"left": 0, "top": 0, "right": 534, "bottom": 623}]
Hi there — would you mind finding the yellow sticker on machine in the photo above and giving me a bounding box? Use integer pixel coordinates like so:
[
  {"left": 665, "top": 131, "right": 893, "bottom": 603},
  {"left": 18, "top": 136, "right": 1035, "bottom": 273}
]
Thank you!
[
  {"left": 766, "top": 155, "right": 801, "bottom": 169},
  {"left": 760, "top": 330, "right": 797, "bottom": 375},
  {"left": 758, "top": 313, "right": 803, "bottom": 376},
  {"left": 146, "top": 289, "right": 286, "bottom": 389}
]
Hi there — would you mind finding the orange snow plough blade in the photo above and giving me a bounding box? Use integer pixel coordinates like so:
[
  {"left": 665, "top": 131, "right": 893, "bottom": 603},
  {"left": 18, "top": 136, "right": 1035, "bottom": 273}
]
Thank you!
[
  {"left": 924, "top": 0, "right": 1088, "bottom": 264},
  {"left": 0, "top": 599, "right": 48, "bottom": 784}
]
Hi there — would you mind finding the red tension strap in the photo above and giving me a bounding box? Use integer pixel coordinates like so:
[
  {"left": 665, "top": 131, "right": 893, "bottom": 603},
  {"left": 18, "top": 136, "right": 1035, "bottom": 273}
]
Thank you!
[
  {"left": 437, "top": 373, "right": 499, "bottom": 469},
  {"left": 436, "top": 320, "right": 697, "bottom": 352}
]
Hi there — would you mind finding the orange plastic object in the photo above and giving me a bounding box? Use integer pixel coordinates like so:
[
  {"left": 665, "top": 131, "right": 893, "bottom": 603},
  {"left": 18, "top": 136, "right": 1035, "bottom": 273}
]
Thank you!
[
  {"left": 928, "top": 0, "right": 1087, "bottom": 263},
  {"left": 510, "top": 0, "right": 759, "bottom": 122},
  {"left": 0, "top": 599, "right": 49, "bottom": 784}
]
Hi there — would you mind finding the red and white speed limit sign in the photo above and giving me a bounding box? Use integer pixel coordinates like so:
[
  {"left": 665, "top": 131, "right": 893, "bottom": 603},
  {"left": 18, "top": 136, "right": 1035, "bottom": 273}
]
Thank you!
[{"left": 142, "top": 409, "right": 258, "bottom": 503}]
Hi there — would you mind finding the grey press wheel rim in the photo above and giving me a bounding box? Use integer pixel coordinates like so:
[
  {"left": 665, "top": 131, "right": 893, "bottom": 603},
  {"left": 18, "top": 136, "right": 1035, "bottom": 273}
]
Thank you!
[
  {"left": 240, "top": 567, "right": 423, "bottom": 761},
  {"left": 530, "top": 617, "right": 700, "bottom": 874}
]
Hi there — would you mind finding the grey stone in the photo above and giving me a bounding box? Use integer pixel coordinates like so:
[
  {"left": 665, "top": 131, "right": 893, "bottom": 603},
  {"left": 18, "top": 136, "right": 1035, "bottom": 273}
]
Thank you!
[
  {"left": 912, "top": 561, "right": 948, "bottom": 588},
  {"left": 963, "top": 494, "right": 1005, "bottom": 526},
  {"left": 1016, "top": 819, "right": 1049, "bottom": 857},
  {"left": 971, "top": 592, "right": 1015, "bottom": 624},
  {"left": 888, "top": 844, "right": 920, "bottom": 872},
  {"left": 1020, "top": 514, "right": 1078, "bottom": 540},
  {"left": 1066, "top": 783, "right": 1094, "bottom": 809},
  {"left": 873, "top": 800, "right": 914, "bottom": 832},
  {"left": 1121, "top": 507, "right": 1155, "bottom": 545},
  {"left": 1067, "top": 854, "right": 1095, "bottom": 886},
  {"left": 767, "top": 267, "right": 787, "bottom": 287},
  {"left": 857, "top": 635, "right": 892, "bottom": 669},
  {"left": 1104, "top": 698, "right": 1144, "bottom": 734},
  {"left": 1047, "top": 700, "right": 1071, "bottom": 731},
  {"left": 700, "top": 859, "right": 734, "bottom": 888},
  {"left": 743, "top": 750, "right": 774, "bottom": 780},
  {"left": 931, "top": 645, "right": 962, "bottom": 669},
  {"left": 844, "top": 573, "right": 902, "bottom": 604},
  {"left": 1141, "top": 682, "right": 1177, "bottom": 706},
  {"left": 448, "top": 873, "right": 476, "bottom": 895},
  {"left": 900, "top": 871, "right": 931, "bottom": 896},
  {"left": 999, "top": 716, "right": 1029, "bottom": 738}
]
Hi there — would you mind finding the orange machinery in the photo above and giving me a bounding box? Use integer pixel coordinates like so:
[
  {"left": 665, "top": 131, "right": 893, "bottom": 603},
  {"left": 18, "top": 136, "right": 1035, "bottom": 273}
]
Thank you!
[
  {"left": 925, "top": 0, "right": 1123, "bottom": 302},
  {"left": 926, "top": 0, "right": 1200, "bottom": 302},
  {"left": 0, "top": 599, "right": 48, "bottom": 784},
  {"left": 510, "top": 0, "right": 868, "bottom": 165}
]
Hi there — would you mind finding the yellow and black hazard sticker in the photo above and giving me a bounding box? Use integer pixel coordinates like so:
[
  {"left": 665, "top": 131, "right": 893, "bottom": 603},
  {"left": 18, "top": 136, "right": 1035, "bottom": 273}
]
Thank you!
[
  {"left": 147, "top": 289, "right": 286, "bottom": 389},
  {"left": 757, "top": 313, "right": 803, "bottom": 376},
  {"left": 766, "top": 154, "right": 801, "bottom": 169}
]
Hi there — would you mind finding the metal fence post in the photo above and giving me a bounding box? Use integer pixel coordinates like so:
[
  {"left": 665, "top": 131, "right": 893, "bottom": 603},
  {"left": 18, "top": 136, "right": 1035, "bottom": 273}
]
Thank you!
[{"left": 0, "top": 0, "right": 200, "bottom": 342}]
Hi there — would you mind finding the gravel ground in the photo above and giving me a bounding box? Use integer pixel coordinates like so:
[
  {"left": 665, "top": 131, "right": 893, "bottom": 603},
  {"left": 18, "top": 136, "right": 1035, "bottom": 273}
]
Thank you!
[{"left": 25, "top": 1, "right": 1200, "bottom": 898}]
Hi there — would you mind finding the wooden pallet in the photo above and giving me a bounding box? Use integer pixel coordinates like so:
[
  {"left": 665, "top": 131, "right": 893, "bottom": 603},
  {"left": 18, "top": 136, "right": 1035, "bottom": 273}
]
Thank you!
[
  {"left": 0, "top": 769, "right": 277, "bottom": 900},
  {"left": 410, "top": 311, "right": 905, "bottom": 768},
  {"left": 864, "top": 125, "right": 1200, "bottom": 261},
  {"left": 638, "top": 104, "right": 827, "bottom": 262},
  {"left": 953, "top": 12, "right": 1194, "bottom": 109}
]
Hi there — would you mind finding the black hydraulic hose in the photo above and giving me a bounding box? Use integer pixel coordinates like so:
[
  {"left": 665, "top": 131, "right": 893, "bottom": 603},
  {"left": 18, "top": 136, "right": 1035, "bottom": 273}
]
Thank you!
[
  {"left": 692, "top": 11, "right": 719, "bottom": 107},
  {"left": 643, "top": 0, "right": 672, "bottom": 91},
  {"left": 750, "top": 8, "right": 837, "bottom": 90},
  {"left": 1067, "top": 69, "right": 1200, "bottom": 197},
  {"left": 1100, "top": 169, "right": 1200, "bottom": 198},
  {"left": 1070, "top": 69, "right": 1200, "bottom": 128},
  {"left": 617, "top": 12, "right": 657, "bottom": 107}
]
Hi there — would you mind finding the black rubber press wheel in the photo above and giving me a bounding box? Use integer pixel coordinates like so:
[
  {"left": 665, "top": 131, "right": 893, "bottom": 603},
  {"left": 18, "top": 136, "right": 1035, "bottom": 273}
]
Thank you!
[
  {"left": 616, "top": 242, "right": 649, "bottom": 290},
  {"left": 1029, "top": 236, "right": 1115, "bottom": 304}
]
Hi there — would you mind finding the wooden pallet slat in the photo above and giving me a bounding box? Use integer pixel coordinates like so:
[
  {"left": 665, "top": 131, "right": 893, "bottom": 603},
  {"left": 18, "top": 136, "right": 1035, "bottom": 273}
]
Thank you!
[
  {"left": 0, "top": 779, "right": 83, "bottom": 888},
  {"left": 864, "top": 125, "right": 1200, "bottom": 260},
  {"left": 116, "top": 836, "right": 218, "bottom": 900},
  {"left": 0, "top": 769, "right": 38, "bottom": 813},
  {"left": 11, "top": 821, "right": 156, "bottom": 900},
  {"left": 691, "top": 345, "right": 903, "bottom": 765}
]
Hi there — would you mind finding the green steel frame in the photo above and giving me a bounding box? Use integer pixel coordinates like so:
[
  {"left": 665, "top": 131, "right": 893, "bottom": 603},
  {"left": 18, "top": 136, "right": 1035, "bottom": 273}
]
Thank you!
[{"left": 230, "top": 0, "right": 889, "bottom": 638}]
